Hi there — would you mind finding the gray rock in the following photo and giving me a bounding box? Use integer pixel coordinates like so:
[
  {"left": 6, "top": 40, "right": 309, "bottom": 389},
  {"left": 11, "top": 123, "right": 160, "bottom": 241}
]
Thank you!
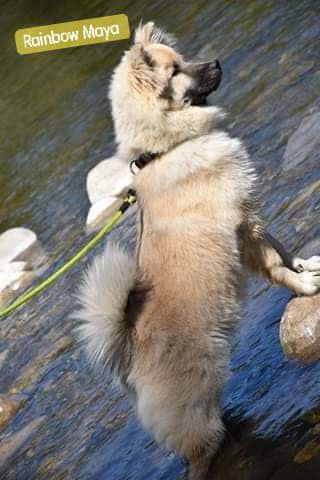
[
  {"left": 0, "top": 395, "right": 21, "bottom": 432},
  {"left": 0, "top": 350, "right": 8, "bottom": 370},
  {"left": 297, "top": 239, "right": 320, "bottom": 261},
  {"left": 282, "top": 112, "right": 320, "bottom": 172}
]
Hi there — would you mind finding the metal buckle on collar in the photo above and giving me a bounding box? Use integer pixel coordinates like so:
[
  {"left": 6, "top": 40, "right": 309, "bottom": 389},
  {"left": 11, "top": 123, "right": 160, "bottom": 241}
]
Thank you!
[
  {"left": 129, "top": 160, "right": 140, "bottom": 175},
  {"left": 129, "top": 152, "right": 159, "bottom": 175}
]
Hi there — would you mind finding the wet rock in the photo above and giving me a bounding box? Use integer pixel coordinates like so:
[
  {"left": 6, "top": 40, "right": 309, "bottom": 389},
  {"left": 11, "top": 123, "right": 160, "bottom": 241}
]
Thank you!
[
  {"left": 302, "top": 406, "right": 320, "bottom": 426},
  {"left": 0, "top": 228, "right": 39, "bottom": 308},
  {"left": 9, "top": 337, "right": 73, "bottom": 395},
  {"left": 280, "top": 239, "right": 320, "bottom": 361},
  {"left": 86, "top": 157, "right": 133, "bottom": 228},
  {"left": 0, "top": 228, "right": 37, "bottom": 264},
  {"left": 36, "top": 457, "right": 63, "bottom": 477},
  {"left": 0, "top": 264, "right": 34, "bottom": 308},
  {"left": 207, "top": 419, "right": 320, "bottom": 480},
  {"left": 282, "top": 111, "right": 320, "bottom": 172},
  {"left": 0, "top": 416, "right": 45, "bottom": 471},
  {"left": 46, "top": 336, "right": 74, "bottom": 363},
  {"left": 0, "top": 395, "right": 23, "bottom": 432},
  {"left": 0, "top": 350, "right": 8, "bottom": 370},
  {"left": 294, "top": 437, "right": 320, "bottom": 465},
  {"left": 280, "top": 294, "right": 320, "bottom": 362}
]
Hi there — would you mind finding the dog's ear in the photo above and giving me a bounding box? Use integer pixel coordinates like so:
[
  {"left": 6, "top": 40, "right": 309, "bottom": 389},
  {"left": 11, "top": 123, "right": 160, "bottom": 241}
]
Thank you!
[
  {"left": 127, "top": 45, "right": 154, "bottom": 70},
  {"left": 134, "top": 21, "right": 176, "bottom": 47},
  {"left": 125, "top": 45, "right": 159, "bottom": 94}
]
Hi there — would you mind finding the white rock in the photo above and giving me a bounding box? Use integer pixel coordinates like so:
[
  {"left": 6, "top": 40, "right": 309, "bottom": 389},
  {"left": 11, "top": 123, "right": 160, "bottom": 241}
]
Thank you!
[
  {"left": 0, "top": 262, "right": 34, "bottom": 308},
  {"left": 1, "top": 262, "right": 27, "bottom": 273},
  {"left": 0, "top": 262, "right": 32, "bottom": 292},
  {"left": 0, "top": 268, "right": 25, "bottom": 292},
  {"left": 0, "top": 228, "right": 37, "bottom": 264},
  {"left": 86, "top": 196, "right": 123, "bottom": 228},
  {"left": 87, "top": 157, "right": 132, "bottom": 205}
]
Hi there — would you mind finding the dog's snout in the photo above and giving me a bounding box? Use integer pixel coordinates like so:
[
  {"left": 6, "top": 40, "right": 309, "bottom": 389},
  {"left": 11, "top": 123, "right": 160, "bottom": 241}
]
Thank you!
[
  {"left": 183, "top": 59, "right": 222, "bottom": 106},
  {"left": 201, "top": 60, "right": 222, "bottom": 92},
  {"left": 213, "top": 60, "right": 221, "bottom": 71},
  {"left": 206, "top": 60, "right": 222, "bottom": 74},
  {"left": 200, "top": 60, "right": 222, "bottom": 79}
]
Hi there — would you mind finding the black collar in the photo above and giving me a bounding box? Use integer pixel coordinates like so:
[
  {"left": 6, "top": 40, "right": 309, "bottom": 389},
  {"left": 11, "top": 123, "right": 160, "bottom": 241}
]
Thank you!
[{"left": 129, "top": 151, "right": 161, "bottom": 175}]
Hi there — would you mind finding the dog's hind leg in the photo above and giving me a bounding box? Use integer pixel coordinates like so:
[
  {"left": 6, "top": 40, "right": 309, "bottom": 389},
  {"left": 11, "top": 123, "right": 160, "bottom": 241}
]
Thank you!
[
  {"left": 186, "top": 451, "right": 212, "bottom": 480},
  {"left": 240, "top": 221, "right": 320, "bottom": 296},
  {"left": 182, "top": 408, "right": 224, "bottom": 480}
]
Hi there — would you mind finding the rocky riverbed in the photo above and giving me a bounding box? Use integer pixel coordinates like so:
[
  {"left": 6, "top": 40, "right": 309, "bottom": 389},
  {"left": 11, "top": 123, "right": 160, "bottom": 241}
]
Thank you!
[{"left": 1, "top": 1, "right": 320, "bottom": 479}]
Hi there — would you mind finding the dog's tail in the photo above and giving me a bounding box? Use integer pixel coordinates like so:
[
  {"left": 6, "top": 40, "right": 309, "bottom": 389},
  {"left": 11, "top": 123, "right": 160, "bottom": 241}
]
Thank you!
[{"left": 75, "top": 242, "right": 144, "bottom": 377}]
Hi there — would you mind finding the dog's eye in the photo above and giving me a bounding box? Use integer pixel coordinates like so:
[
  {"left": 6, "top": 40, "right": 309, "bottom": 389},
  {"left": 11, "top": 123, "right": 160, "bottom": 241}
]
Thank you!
[{"left": 171, "top": 63, "right": 180, "bottom": 77}]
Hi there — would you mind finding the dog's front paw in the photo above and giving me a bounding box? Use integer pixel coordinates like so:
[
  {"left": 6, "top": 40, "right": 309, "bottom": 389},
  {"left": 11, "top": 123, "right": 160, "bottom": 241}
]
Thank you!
[
  {"left": 293, "top": 256, "right": 320, "bottom": 273},
  {"left": 295, "top": 270, "right": 320, "bottom": 296}
]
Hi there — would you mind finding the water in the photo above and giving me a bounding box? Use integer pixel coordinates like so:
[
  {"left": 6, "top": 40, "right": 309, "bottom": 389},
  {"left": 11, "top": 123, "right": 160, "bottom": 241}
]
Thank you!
[{"left": 1, "top": 1, "right": 320, "bottom": 478}]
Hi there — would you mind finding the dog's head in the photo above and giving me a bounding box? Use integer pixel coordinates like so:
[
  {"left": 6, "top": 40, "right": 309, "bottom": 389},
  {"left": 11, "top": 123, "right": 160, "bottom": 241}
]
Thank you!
[{"left": 109, "top": 22, "right": 224, "bottom": 155}]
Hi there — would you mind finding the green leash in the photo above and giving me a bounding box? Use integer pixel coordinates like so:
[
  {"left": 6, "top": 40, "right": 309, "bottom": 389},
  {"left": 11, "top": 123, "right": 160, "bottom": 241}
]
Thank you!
[{"left": 0, "top": 189, "right": 136, "bottom": 319}]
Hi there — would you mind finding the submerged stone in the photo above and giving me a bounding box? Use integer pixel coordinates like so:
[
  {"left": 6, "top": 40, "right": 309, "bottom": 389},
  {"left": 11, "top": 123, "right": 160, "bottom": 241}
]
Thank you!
[
  {"left": 294, "top": 438, "right": 320, "bottom": 464},
  {"left": 9, "top": 336, "right": 73, "bottom": 395},
  {"left": 0, "top": 416, "right": 45, "bottom": 471},
  {"left": 0, "top": 395, "right": 24, "bottom": 432},
  {"left": 282, "top": 111, "right": 320, "bottom": 172}
]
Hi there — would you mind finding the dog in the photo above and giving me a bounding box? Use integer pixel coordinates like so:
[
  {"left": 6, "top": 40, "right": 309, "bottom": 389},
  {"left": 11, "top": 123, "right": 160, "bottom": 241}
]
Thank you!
[{"left": 75, "top": 22, "right": 320, "bottom": 479}]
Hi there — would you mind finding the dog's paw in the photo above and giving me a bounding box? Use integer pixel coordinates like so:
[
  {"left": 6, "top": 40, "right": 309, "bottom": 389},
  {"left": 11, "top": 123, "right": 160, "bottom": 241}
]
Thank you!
[
  {"left": 293, "top": 256, "right": 320, "bottom": 273},
  {"left": 295, "top": 270, "right": 320, "bottom": 296}
]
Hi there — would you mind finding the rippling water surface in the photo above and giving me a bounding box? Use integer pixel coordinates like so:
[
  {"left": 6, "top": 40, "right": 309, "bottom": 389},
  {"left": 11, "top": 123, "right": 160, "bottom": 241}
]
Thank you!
[{"left": 1, "top": 1, "right": 320, "bottom": 478}]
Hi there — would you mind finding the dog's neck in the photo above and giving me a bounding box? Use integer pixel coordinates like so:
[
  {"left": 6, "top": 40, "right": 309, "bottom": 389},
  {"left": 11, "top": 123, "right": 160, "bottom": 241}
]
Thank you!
[{"left": 114, "top": 105, "right": 225, "bottom": 162}]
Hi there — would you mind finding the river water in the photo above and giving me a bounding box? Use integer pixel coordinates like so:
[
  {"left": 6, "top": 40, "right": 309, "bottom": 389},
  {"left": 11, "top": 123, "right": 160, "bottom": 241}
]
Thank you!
[{"left": 1, "top": 1, "right": 320, "bottom": 479}]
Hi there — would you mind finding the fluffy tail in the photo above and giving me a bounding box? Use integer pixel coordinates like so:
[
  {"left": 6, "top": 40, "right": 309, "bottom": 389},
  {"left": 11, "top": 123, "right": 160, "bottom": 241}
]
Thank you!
[{"left": 75, "top": 242, "right": 140, "bottom": 378}]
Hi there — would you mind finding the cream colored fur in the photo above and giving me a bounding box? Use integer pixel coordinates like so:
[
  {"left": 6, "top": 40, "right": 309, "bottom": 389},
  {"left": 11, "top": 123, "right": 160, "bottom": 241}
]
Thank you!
[{"left": 76, "top": 22, "right": 320, "bottom": 480}]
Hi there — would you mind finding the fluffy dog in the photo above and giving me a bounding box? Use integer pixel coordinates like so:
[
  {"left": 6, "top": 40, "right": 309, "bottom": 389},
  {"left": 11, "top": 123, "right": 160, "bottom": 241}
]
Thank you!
[{"left": 76, "top": 22, "right": 320, "bottom": 479}]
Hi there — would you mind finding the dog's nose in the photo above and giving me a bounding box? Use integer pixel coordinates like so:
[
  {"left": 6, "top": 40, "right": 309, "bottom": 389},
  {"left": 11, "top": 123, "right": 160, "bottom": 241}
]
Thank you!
[{"left": 214, "top": 60, "right": 221, "bottom": 71}]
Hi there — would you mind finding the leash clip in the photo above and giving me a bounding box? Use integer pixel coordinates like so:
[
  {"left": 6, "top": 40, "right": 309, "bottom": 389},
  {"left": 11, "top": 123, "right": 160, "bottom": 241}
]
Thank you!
[{"left": 129, "top": 160, "right": 140, "bottom": 175}]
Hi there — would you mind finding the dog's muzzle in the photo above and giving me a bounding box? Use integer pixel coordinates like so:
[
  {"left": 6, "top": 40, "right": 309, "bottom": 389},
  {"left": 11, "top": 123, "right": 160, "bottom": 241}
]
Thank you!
[{"left": 185, "top": 60, "right": 222, "bottom": 106}]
